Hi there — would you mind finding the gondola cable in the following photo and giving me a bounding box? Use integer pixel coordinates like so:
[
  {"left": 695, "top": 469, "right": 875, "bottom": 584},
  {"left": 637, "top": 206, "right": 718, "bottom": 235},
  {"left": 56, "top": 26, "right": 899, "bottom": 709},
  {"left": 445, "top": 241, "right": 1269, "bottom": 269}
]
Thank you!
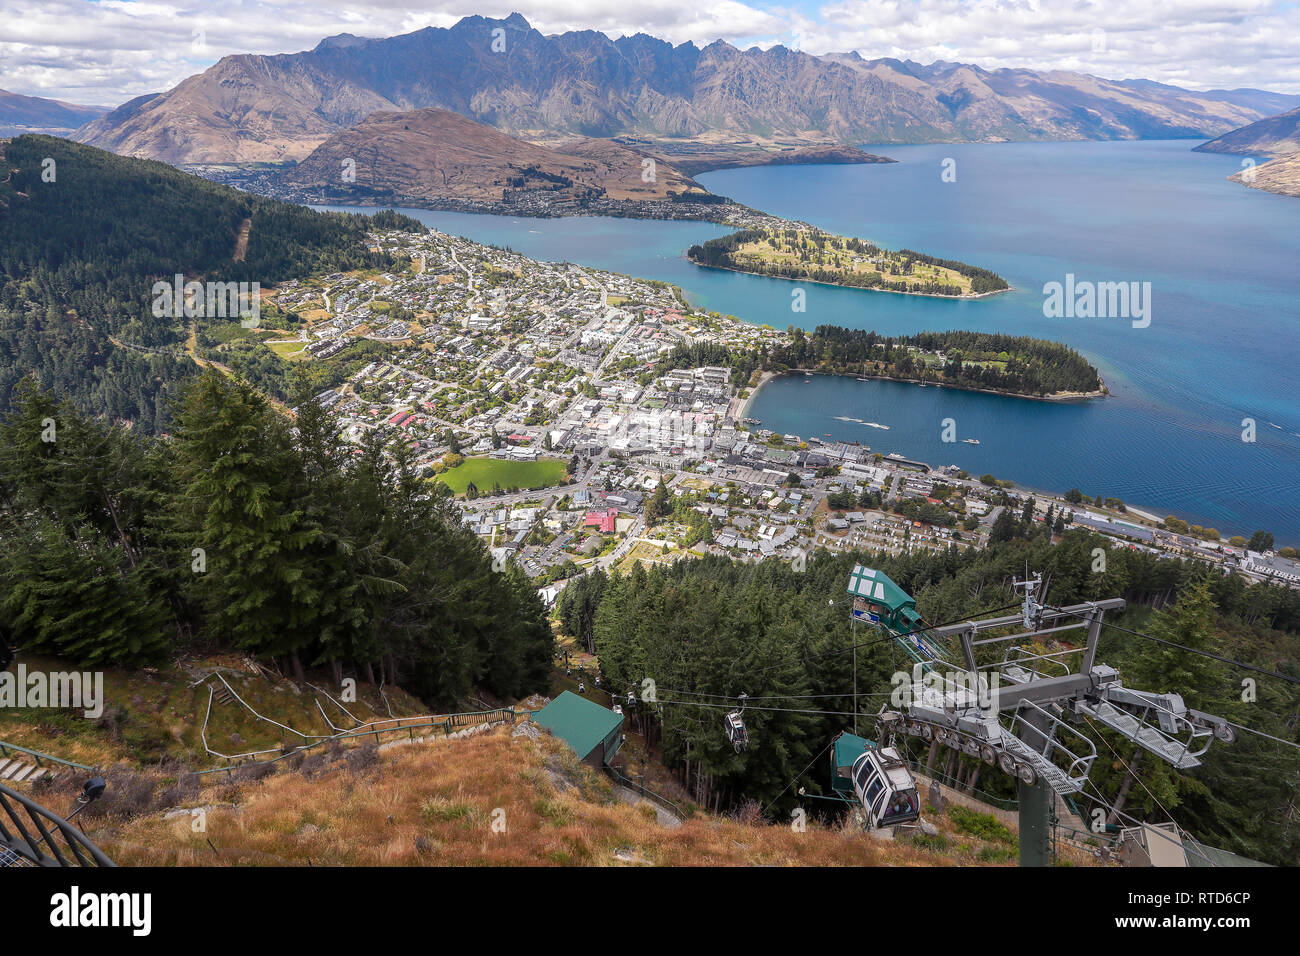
[
  {"left": 760, "top": 738, "right": 836, "bottom": 817},
  {"left": 1046, "top": 603, "right": 1300, "bottom": 687}
]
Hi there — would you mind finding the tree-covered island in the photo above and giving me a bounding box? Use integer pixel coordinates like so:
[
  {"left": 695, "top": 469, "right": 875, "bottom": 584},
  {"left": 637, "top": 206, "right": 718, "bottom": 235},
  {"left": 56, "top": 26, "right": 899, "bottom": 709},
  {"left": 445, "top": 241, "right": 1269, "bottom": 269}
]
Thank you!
[{"left": 688, "top": 226, "right": 1010, "bottom": 297}]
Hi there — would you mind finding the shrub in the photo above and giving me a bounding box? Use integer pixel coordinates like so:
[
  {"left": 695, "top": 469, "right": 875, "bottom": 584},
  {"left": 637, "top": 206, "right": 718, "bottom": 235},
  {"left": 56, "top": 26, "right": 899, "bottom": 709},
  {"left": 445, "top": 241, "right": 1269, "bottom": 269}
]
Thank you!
[
  {"left": 948, "top": 805, "right": 1014, "bottom": 845},
  {"left": 344, "top": 744, "right": 380, "bottom": 774}
]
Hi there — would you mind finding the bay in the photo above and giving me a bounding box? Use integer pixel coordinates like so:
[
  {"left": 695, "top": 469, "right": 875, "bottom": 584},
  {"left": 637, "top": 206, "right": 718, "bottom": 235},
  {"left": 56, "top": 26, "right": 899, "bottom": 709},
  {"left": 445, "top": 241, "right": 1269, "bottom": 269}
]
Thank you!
[{"left": 313, "top": 139, "right": 1300, "bottom": 542}]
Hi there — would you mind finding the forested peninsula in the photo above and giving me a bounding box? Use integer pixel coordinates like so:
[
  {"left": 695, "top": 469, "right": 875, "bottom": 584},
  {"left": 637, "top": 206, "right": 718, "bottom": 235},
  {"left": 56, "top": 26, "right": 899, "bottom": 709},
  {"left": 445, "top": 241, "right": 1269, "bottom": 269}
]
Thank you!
[
  {"left": 661, "top": 326, "right": 1104, "bottom": 400},
  {"left": 773, "top": 327, "right": 1104, "bottom": 399},
  {"left": 688, "top": 226, "right": 1010, "bottom": 298}
]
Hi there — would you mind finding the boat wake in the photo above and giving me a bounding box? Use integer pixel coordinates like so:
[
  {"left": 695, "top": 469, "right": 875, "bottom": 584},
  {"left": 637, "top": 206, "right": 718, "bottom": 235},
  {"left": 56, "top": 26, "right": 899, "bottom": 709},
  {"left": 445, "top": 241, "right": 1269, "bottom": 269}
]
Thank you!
[{"left": 833, "top": 416, "right": 891, "bottom": 430}]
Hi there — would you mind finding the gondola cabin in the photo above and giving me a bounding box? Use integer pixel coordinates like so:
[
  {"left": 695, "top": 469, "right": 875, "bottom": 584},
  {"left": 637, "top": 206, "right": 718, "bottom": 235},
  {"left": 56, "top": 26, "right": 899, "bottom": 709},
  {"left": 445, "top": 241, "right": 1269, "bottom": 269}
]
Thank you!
[
  {"left": 725, "top": 710, "right": 748, "bottom": 752},
  {"left": 724, "top": 693, "right": 749, "bottom": 753},
  {"left": 830, "top": 731, "right": 920, "bottom": 829},
  {"left": 846, "top": 565, "right": 936, "bottom": 660},
  {"left": 846, "top": 565, "right": 922, "bottom": 634}
]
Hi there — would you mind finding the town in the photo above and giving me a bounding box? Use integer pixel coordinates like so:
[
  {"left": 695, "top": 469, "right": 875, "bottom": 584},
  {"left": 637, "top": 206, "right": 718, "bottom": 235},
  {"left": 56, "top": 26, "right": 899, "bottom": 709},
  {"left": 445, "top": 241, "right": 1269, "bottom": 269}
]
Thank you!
[{"left": 259, "top": 225, "right": 1300, "bottom": 602}]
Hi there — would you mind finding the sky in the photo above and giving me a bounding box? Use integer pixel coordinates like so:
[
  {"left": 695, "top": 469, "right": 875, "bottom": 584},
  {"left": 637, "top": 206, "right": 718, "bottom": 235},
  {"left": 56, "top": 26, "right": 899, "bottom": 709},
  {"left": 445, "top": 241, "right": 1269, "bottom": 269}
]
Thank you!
[{"left": 2, "top": 0, "right": 1298, "bottom": 107}]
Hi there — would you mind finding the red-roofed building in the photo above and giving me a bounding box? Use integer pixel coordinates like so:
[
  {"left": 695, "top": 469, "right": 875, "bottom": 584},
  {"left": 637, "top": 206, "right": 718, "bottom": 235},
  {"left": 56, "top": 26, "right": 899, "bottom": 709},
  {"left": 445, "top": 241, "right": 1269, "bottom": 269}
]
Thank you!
[{"left": 584, "top": 509, "right": 618, "bottom": 534}]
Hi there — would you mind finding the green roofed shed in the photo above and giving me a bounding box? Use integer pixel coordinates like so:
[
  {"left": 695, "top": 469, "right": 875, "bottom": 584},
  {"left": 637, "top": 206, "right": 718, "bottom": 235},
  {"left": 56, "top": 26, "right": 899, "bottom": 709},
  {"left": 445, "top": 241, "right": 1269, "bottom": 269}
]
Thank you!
[{"left": 532, "top": 691, "right": 625, "bottom": 768}]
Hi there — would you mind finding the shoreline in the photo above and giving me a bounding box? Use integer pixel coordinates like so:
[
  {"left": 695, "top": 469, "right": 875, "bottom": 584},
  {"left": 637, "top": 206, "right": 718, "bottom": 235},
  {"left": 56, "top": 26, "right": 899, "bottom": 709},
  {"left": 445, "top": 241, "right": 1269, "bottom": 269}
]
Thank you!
[
  {"left": 295, "top": 192, "right": 1263, "bottom": 540},
  {"left": 742, "top": 371, "right": 1179, "bottom": 534},
  {"left": 665, "top": 145, "right": 897, "bottom": 176},
  {"left": 687, "top": 258, "right": 1012, "bottom": 301},
  {"left": 203, "top": 171, "right": 793, "bottom": 230},
  {"left": 739, "top": 370, "right": 778, "bottom": 419},
  {"left": 753, "top": 368, "right": 1106, "bottom": 404}
]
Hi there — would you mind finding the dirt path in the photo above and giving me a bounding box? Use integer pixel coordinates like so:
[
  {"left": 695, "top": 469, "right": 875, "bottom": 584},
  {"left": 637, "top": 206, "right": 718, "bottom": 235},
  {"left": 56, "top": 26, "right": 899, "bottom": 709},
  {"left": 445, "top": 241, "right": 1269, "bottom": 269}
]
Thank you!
[
  {"left": 232, "top": 218, "right": 252, "bottom": 262},
  {"left": 107, "top": 335, "right": 171, "bottom": 356},
  {"left": 183, "top": 320, "right": 295, "bottom": 418},
  {"left": 611, "top": 785, "right": 682, "bottom": 827}
]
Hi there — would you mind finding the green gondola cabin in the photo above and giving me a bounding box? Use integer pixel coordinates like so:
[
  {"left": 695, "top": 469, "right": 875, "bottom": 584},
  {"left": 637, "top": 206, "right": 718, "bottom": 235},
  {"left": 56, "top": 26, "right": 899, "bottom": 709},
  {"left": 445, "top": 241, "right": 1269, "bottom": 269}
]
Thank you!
[
  {"left": 846, "top": 565, "right": 923, "bottom": 634},
  {"left": 830, "top": 731, "right": 874, "bottom": 799}
]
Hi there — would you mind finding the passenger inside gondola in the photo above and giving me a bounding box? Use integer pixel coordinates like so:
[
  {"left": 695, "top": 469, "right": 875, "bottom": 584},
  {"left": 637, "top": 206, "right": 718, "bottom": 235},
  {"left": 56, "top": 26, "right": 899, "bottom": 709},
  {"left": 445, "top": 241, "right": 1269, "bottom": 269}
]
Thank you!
[{"left": 883, "top": 792, "right": 918, "bottom": 823}]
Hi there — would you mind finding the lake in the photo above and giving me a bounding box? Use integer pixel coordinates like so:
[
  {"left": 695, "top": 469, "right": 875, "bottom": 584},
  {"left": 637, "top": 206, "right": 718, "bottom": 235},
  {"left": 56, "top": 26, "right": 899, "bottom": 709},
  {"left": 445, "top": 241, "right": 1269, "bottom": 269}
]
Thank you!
[{"left": 314, "top": 139, "right": 1300, "bottom": 542}]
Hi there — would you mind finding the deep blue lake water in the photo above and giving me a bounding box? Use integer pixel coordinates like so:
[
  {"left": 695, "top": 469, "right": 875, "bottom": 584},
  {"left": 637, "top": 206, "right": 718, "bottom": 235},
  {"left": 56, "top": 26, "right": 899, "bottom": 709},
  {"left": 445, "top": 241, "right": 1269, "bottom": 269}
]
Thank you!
[{"left": 314, "top": 140, "right": 1300, "bottom": 542}]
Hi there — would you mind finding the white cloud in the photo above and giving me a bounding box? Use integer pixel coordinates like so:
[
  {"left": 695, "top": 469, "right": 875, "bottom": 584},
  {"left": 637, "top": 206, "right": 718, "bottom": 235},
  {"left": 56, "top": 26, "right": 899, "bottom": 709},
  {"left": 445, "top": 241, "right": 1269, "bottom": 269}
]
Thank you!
[{"left": 0, "top": 0, "right": 1296, "bottom": 107}]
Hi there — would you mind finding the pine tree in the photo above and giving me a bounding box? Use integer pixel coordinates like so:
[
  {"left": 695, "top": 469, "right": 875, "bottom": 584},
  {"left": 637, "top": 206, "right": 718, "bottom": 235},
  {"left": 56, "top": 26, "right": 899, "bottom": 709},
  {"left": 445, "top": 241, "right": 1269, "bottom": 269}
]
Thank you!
[
  {"left": 0, "top": 516, "right": 170, "bottom": 666},
  {"left": 170, "top": 371, "right": 324, "bottom": 668}
]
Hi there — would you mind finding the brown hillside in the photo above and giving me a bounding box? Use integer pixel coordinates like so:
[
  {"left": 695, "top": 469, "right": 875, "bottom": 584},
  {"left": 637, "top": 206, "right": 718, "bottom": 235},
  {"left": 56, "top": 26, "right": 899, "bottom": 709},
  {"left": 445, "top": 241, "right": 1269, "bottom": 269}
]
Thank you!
[
  {"left": 281, "top": 108, "right": 703, "bottom": 203},
  {"left": 90, "top": 727, "right": 1052, "bottom": 866}
]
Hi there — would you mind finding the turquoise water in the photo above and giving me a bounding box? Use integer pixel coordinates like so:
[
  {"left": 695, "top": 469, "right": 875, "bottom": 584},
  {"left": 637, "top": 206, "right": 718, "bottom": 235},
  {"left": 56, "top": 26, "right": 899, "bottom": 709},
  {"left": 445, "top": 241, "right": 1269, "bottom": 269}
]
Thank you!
[{"left": 313, "top": 140, "right": 1300, "bottom": 542}]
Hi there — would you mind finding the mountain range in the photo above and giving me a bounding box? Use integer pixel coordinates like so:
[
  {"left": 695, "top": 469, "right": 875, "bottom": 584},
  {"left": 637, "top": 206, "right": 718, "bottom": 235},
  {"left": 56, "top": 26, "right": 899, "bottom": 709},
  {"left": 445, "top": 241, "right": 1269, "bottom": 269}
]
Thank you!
[
  {"left": 0, "top": 88, "right": 107, "bottom": 135},
  {"left": 1195, "top": 106, "right": 1300, "bottom": 157},
  {"left": 73, "top": 14, "right": 1300, "bottom": 165}
]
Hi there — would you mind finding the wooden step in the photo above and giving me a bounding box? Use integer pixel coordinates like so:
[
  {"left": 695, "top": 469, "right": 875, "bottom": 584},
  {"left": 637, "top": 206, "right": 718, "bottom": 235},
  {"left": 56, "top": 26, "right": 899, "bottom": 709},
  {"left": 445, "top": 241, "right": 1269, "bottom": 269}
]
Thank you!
[{"left": 0, "top": 758, "right": 50, "bottom": 783}]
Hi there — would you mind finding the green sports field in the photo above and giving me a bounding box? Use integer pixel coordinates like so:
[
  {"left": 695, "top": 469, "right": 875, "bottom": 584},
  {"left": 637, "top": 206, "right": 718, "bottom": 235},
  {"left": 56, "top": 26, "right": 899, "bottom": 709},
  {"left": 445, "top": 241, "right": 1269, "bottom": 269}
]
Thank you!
[{"left": 436, "top": 456, "right": 569, "bottom": 495}]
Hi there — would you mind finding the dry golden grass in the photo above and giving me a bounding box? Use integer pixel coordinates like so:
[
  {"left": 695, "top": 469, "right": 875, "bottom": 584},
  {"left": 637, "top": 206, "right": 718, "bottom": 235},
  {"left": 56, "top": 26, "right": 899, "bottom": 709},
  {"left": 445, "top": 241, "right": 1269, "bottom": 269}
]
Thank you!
[{"left": 90, "top": 727, "right": 1054, "bottom": 867}]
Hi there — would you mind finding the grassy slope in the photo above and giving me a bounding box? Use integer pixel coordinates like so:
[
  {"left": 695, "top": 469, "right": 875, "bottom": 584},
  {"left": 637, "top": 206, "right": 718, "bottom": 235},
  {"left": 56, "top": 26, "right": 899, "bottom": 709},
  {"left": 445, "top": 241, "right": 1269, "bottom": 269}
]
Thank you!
[
  {"left": 0, "top": 649, "right": 1094, "bottom": 867},
  {"left": 92, "top": 727, "right": 1052, "bottom": 866},
  {"left": 0, "top": 653, "right": 427, "bottom": 769}
]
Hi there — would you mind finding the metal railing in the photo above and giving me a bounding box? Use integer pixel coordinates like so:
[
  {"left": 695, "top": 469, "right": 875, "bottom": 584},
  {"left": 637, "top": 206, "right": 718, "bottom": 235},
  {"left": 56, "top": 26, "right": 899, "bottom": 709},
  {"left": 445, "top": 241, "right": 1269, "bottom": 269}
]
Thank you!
[
  {"left": 999, "top": 644, "right": 1073, "bottom": 681},
  {"left": 0, "top": 739, "right": 94, "bottom": 773},
  {"left": 1006, "top": 698, "right": 1098, "bottom": 785},
  {"left": 1092, "top": 691, "right": 1214, "bottom": 766},
  {"left": 605, "top": 765, "right": 690, "bottom": 820},
  {"left": 194, "top": 670, "right": 519, "bottom": 762},
  {"left": 194, "top": 707, "right": 520, "bottom": 778},
  {"left": 0, "top": 782, "right": 114, "bottom": 867},
  {"left": 306, "top": 681, "right": 367, "bottom": 732},
  {"left": 198, "top": 684, "right": 284, "bottom": 762}
]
